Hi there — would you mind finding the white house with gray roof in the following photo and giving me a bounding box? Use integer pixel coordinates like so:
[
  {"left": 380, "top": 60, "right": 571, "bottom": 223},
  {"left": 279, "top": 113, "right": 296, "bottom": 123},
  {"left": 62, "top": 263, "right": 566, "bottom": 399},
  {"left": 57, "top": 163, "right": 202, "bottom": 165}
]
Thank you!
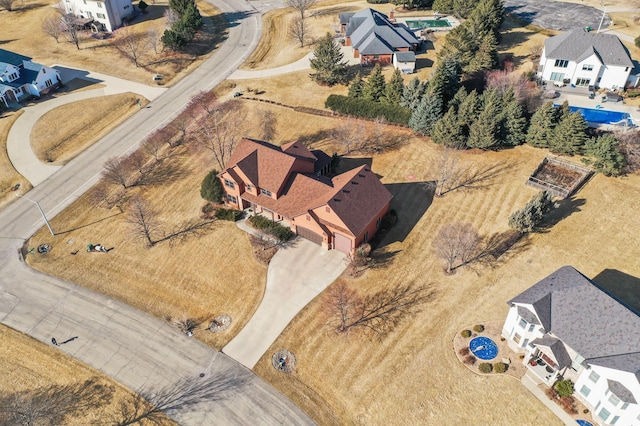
[
  {"left": 538, "top": 29, "right": 634, "bottom": 90},
  {"left": 0, "top": 49, "right": 60, "bottom": 108},
  {"left": 61, "top": 0, "right": 133, "bottom": 32},
  {"left": 502, "top": 266, "right": 640, "bottom": 426},
  {"left": 339, "top": 9, "right": 419, "bottom": 67}
]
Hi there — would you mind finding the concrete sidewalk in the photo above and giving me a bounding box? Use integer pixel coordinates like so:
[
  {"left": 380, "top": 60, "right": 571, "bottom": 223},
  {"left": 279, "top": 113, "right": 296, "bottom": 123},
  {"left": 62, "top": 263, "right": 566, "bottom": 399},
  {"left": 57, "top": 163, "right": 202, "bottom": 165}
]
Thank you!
[
  {"left": 521, "top": 372, "right": 576, "bottom": 425},
  {"left": 230, "top": 52, "right": 314, "bottom": 80},
  {"left": 223, "top": 236, "right": 346, "bottom": 368}
]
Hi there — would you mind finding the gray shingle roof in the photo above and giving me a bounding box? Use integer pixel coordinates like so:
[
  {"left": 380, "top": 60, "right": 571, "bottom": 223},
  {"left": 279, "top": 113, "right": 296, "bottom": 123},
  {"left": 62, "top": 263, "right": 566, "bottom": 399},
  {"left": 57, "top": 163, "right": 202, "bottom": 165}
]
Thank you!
[
  {"left": 531, "top": 335, "right": 572, "bottom": 368},
  {"left": 607, "top": 379, "right": 637, "bottom": 404},
  {"left": 544, "top": 29, "right": 633, "bottom": 68},
  {"left": 517, "top": 305, "right": 540, "bottom": 325},
  {"left": 395, "top": 51, "right": 416, "bottom": 62},
  {"left": 0, "top": 49, "right": 31, "bottom": 67},
  {"left": 508, "top": 266, "right": 640, "bottom": 374},
  {"left": 339, "top": 12, "right": 355, "bottom": 25},
  {"left": 345, "top": 9, "right": 418, "bottom": 55}
]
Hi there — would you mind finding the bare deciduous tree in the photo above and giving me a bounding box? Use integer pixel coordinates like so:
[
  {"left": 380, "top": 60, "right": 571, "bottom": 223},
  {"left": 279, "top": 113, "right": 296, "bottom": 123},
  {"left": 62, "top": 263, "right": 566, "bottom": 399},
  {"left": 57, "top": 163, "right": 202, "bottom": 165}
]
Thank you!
[
  {"left": 324, "top": 280, "right": 433, "bottom": 336},
  {"left": 168, "top": 115, "right": 194, "bottom": 147},
  {"left": 103, "top": 157, "right": 136, "bottom": 188},
  {"left": 41, "top": 14, "right": 62, "bottom": 43},
  {"left": 432, "top": 222, "right": 482, "bottom": 274},
  {"left": 257, "top": 108, "right": 277, "bottom": 141},
  {"left": 0, "top": 378, "right": 115, "bottom": 426},
  {"left": 89, "top": 182, "right": 127, "bottom": 212},
  {"left": 195, "top": 100, "right": 245, "bottom": 169},
  {"left": 618, "top": 128, "right": 640, "bottom": 174},
  {"left": 188, "top": 90, "right": 218, "bottom": 116},
  {"left": 529, "top": 43, "right": 543, "bottom": 59},
  {"left": 430, "top": 147, "right": 463, "bottom": 197},
  {"left": 127, "top": 150, "right": 150, "bottom": 175},
  {"left": 330, "top": 119, "right": 368, "bottom": 154},
  {"left": 127, "top": 195, "right": 160, "bottom": 247},
  {"left": 146, "top": 25, "right": 162, "bottom": 55},
  {"left": 289, "top": 16, "right": 308, "bottom": 47},
  {"left": 55, "top": 4, "right": 82, "bottom": 50},
  {"left": 142, "top": 131, "right": 166, "bottom": 162},
  {"left": 286, "top": 0, "right": 316, "bottom": 19},
  {"left": 113, "top": 25, "right": 144, "bottom": 67}
]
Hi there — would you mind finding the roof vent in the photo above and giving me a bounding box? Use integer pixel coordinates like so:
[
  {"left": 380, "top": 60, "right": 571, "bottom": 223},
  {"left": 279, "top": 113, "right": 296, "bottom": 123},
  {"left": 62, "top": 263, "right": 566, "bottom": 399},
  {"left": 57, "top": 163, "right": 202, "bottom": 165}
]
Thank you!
[
  {"left": 333, "top": 198, "right": 341, "bottom": 202},
  {"left": 358, "top": 174, "right": 365, "bottom": 178},
  {"left": 351, "top": 181, "right": 359, "bottom": 185},
  {"left": 342, "top": 189, "right": 350, "bottom": 193}
]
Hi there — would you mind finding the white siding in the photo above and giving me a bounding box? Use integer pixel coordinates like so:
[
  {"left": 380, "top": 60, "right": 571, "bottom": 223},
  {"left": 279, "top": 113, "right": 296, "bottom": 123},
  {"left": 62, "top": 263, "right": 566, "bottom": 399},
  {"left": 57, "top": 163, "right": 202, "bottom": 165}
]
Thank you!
[{"left": 539, "top": 50, "right": 631, "bottom": 89}]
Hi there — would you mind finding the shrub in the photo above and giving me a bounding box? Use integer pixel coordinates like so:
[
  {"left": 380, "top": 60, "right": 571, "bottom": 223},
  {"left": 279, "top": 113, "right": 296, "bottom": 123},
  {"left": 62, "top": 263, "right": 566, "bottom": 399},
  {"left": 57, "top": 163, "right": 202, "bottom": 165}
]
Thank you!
[
  {"left": 247, "top": 215, "right": 293, "bottom": 242},
  {"left": 459, "top": 347, "right": 470, "bottom": 356},
  {"left": 268, "top": 226, "right": 294, "bottom": 242},
  {"left": 460, "top": 329, "right": 472, "bottom": 338},
  {"left": 325, "top": 94, "right": 412, "bottom": 125},
  {"left": 472, "top": 324, "right": 484, "bottom": 333},
  {"left": 478, "top": 363, "right": 493, "bottom": 373},
  {"left": 508, "top": 190, "right": 555, "bottom": 233},
  {"left": 200, "top": 169, "right": 223, "bottom": 203},
  {"left": 493, "top": 362, "right": 508, "bottom": 373},
  {"left": 215, "top": 208, "right": 242, "bottom": 221},
  {"left": 463, "top": 355, "right": 476, "bottom": 365},
  {"left": 248, "top": 215, "right": 273, "bottom": 229},
  {"left": 554, "top": 379, "right": 574, "bottom": 397}
]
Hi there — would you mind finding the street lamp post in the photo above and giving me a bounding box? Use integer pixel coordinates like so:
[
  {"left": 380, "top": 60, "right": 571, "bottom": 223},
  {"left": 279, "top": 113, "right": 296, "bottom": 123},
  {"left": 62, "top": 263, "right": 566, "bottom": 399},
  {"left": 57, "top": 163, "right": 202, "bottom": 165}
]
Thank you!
[{"left": 15, "top": 194, "right": 55, "bottom": 236}]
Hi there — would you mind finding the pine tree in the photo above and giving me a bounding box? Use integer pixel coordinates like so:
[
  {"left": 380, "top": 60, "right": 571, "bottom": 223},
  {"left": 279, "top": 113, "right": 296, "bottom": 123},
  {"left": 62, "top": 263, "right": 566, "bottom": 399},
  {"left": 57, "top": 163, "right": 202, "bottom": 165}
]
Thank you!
[
  {"left": 468, "top": 0, "right": 505, "bottom": 39},
  {"left": 431, "top": 106, "right": 465, "bottom": 148},
  {"left": 409, "top": 93, "right": 443, "bottom": 136},
  {"left": 501, "top": 97, "right": 527, "bottom": 146},
  {"left": 400, "top": 77, "right": 426, "bottom": 110},
  {"left": 509, "top": 190, "right": 555, "bottom": 233},
  {"left": 456, "top": 89, "right": 480, "bottom": 137},
  {"left": 429, "top": 54, "right": 461, "bottom": 107},
  {"left": 584, "top": 134, "right": 626, "bottom": 176},
  {"left": 550, "top": 112, "right": 587, "bottom": 155},
  {"left": 467, "top": 103, "right": 500, "bottom": 149},
  {"left": 348, "top": 72, "right": 364, "bottom": 98},
  {"left": 363, "top": 64, "right": 386, "bottom": 102},
  {"left": 449, "top": 87, "right": 468, "bottom": 111},
  {"left": 466, "top": 33, "right": 498, "bottom": 74},
  {"left": 555, "top": 100, "right": 571, "bottom": 124},
  {"left": 310, "top": 33, "right": 348, "bottom": 85},
  {"left": 383, "top": 68, "right": 405, "bottom": 105},
  {"left": 526, "top": 101, "right": 556, "bottom": 148},
  {"left": 453, "top": 0, "right": 476, "bottom": 18}
]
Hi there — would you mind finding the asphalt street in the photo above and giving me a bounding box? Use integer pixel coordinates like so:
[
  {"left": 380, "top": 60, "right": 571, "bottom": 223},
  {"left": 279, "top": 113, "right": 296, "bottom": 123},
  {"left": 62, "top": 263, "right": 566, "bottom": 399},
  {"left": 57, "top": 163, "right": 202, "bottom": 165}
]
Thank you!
[
  {"left": 504, "top": 0, "right": 611, "bottom": 31},
  {"left": 0, "top": 0, "right": 314, "bottom": 423}
]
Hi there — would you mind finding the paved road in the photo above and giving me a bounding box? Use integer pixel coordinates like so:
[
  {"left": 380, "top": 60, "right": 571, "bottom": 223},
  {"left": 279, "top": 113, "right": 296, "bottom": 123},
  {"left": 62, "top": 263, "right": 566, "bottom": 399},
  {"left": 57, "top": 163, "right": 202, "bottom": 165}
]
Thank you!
[
  {"left": 0, "top": 0, "right": 315, "bottom": 423},
  {"left": 224, "top": 226, "right": 346, "bottom": 368},
  {"left": 504, "top": 0, "right": 612, "bottom": 31}
]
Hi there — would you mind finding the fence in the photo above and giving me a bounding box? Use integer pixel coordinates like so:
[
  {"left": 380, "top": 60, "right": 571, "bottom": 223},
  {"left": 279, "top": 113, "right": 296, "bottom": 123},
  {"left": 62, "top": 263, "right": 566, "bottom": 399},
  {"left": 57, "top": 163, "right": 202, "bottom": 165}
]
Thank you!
[{"left": 525, "top": 156, "right": 592, "bottom": 199}]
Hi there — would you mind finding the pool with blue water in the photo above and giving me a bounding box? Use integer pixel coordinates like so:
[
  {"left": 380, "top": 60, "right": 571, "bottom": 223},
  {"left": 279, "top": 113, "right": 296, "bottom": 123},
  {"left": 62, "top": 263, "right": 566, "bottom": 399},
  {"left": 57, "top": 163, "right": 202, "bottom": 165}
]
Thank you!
[
  {"left": 556, "top": 105, "right": 631, "bottom": 125},
  {"left": 576, "top": 420, "right": 593, "bottom": 426},
  {"left": 469, "top": 336, "right": 498, "bottom": 361}
]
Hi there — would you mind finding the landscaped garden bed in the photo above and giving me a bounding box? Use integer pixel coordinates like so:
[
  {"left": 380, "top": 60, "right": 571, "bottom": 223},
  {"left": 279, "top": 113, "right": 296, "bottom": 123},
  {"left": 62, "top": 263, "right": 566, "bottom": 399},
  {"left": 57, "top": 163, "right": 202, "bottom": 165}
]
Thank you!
[{"left": 526, "top": 156, "right": 592, "bottom": 198}]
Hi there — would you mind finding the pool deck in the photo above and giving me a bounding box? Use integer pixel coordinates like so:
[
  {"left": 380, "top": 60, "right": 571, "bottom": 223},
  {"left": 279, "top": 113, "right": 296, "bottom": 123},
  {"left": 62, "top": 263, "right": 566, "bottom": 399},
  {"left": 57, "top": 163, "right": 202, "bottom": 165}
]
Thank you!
[
  {"left": 552, "top": 86, "right": 640, "bottom": 129},
  {"left": 395, "top": 15, "right": 460, "bottom": 32}
]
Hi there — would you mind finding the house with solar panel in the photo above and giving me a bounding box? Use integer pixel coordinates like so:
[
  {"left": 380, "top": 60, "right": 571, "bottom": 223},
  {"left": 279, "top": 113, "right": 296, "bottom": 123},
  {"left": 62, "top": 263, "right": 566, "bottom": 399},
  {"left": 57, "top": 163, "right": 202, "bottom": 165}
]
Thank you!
[
  {"left": 339, "top": 8, "right": 419, "bottom": 69},
  {"left": 502, "top": 266, "right": 640, "bottom": 425},
  {"left": 538, "top": 29, "right": 635, "bottom": 90},
  {"left": 0, "top": 49, "right": 61, "bottom": 108}
]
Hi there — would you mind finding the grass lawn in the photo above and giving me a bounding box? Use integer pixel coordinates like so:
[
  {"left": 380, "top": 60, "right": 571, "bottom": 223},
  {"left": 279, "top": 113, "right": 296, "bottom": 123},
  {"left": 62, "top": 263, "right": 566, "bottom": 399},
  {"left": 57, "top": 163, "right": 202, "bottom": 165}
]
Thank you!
[
  {"left": 0, "top": 0, "right": 224, "bottom": 85},
  {"left": 0, "top": 324, "right": 158, "bottom": 425},
  {"left": 31, "top": 92, "right": 149, "bottom": 164},
  {"left": 0, "top": 110, "right": 30, "bottom": 209}
]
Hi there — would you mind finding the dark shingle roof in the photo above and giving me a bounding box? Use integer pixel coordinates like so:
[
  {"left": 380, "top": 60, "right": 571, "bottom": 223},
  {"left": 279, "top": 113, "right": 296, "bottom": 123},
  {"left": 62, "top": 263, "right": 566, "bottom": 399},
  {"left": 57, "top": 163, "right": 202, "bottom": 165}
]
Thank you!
[
  {"left": 346, "top": 9, "right": 418, "bottom": 55},
  {"left": 517, "top": 305, "right": 540, "bottom": 325},
  {"left": 395, "top": 51, "right": 416, "bottom": 62},
  {"left": 509, "top": 266, "right": 640, "bottom": 372},
  {"left": 607, "top": 379, "right": 637, "bottom": 404},
  {"left": 339, "top": 12, "right": 355, "bottom": 25},
  {"left": 531, "top": 335, "right": 572, "bottom": 368},
  {"left": 0, "top": 49, "right": 31, "bottom": 66},
  {"left": 544, "top": 29, "right": 633, "bottom": 68}
]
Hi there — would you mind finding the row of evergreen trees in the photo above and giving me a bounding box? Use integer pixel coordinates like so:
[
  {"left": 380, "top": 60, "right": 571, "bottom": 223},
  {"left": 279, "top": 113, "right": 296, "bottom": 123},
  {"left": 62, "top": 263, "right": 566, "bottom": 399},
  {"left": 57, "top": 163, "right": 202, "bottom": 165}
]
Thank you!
[{"left": 161, "top": 0, "right": 203, "bottom": 51}]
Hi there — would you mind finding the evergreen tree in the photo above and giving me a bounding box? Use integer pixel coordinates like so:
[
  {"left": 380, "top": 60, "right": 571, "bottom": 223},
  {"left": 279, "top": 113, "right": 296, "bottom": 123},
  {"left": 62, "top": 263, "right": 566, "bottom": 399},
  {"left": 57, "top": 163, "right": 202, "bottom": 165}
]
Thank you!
[
  {"left": 431, "top": 106, "right": 465, "bottom": 148},
  {"left": 509, "top": 190, "right": 555, "bottom": 233},
  {"left": 200, "top": 169, "right": 223, "bottom": 203},
  {"left": 429, "top": 54, "right": 461, "bottom": 107},
  {"left": 550, "top": 112, "right": 587, "bottom": 155},
  {"left": 432, "top": 0, "right": 455, "bottom": 13},
  {"left": 348, "top": 72, "right": 364, "bottom": 98},
  {"left": 449, "top": 87, "right": 468, "bottom": 111},
  {"left": 363, "top": 64, "right": 386, "bottom": 102},
  {"left": 439, "top": 26, "right": 476, "bottom": 71},
  {"left": 526, "top": 101, "right": 556, "bottom": 148},
  {"left": 453, "top": 0, "right": 476, "bottom": 18},
  {"left": 400, "top": 77, "right": 426, "bottom": 110},
  {"left": 383, "top": 68, "right": 405, "bottom": 106},
  {"left": 501, "top": 95, "right": 527, "bottom": 146},
  {"left": 468, "top": 0, "right": 505, "bottom": 39},
  {"left": 555, "top": 100, "right": 571, "bottom": 123},
  {"left": 310, "top": 33, "right": 348, "bottom": 85},
  {"left": 466, "top": 33, "right": 499, "bottom": 74},
  {"left": 456, "top": 89, "right": 480, "bottom": 136},
  {"left": 467, "top": 103, "right": 500, "bottom": 149},
  {"left": 584, "top": 134, "right": 626, "bottom": 176},
  {"left": 409, "top": 93, "right": 443, "bottom": 136}
]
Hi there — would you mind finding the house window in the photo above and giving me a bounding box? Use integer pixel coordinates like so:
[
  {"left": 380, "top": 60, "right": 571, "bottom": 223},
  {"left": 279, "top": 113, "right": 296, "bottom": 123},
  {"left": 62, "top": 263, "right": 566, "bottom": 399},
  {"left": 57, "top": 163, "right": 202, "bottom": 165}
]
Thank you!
[
  {"left": 513, "top": 333, "right": 521, "bottom": 344},
  {"left": 582, "top": 64, "right": 594, "bottom": 71},
  {"left": 86, "top": 11, "right": 93, "bottom": 18},
  {"left": 598, "top": 407, "right": 610, "bottom": 422},
  {"left": 626, "top": 67, "right": 630, "bottom": 72},
  {"left": 8, "top": 72, "right": 18, "bottom": 81},
  {"left": 522, "top": 338, "right": 529, "bottom": 348},
  {"left": 224, "top": 179, "right": 235, "bottom": 189},
  {"left": 528, "top": 324, "right": 535, "bottom": 332},
  {"left": 97, "top": 1, "right": 102, "bottom": 6},
  {"left": 518, "top": 318, "right": 527, "bottom": 329},
  {"left": 554, "top": 59, "right": 569, "bottom": 68},
  {"left": 376, "top": 217, "right": 381, "bottom": 228},
  {"left": 611, "top": 416, "right": 619, "bottom": 425},
  {"left": 373, "top": 55, "right": 379, "bottom": 60},
  {"left": 97, "top": 12, "right": 105, "bottom": 18},
  {"left": 260, "top": 188, "right": 272, "bottom": 197},
  {"left": 589, "top": 370, "right": 600, "bottom": 383},
  {"left": 572, "top": 354, "right": 584, "bottom": 371},
  {"left": 246, "top": 184, "right": 252, "bottom": 191},
  {"left": 227, "top": 194, "right": 237, "bottom": 204},
  {"left": 608, "top": 393, "right": 621, "bottom": 407},
  {"left": 576, "top": 78, "right": 590, "bottom": 86},
  {"left": 622, "top": 403, "right": 629, "bottom": 410},
  {"left": 579, "top": 385, "right": 591, "bottom": 397},
  {"left": 363, "top": 231, "right": 369, "bottom": 243},
  {"left": 124, "top": 4, "right": 130, "bottom": 8},
  {"left": 550, "top": 72, "right": 564, "bottom": 81},
  {"left": 45, "top": 79, "right": 53, "bottom": 87}
]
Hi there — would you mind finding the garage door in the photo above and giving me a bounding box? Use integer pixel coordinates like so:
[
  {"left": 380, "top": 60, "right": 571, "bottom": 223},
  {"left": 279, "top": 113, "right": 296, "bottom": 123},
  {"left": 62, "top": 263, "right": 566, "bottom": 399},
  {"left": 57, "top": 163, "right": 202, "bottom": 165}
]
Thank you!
[
  {"left": 296, "top": 226, "right": 323, "bottom": 245},
  {"left": 334, "top": 233, "right": 351, "bottom": 254}
]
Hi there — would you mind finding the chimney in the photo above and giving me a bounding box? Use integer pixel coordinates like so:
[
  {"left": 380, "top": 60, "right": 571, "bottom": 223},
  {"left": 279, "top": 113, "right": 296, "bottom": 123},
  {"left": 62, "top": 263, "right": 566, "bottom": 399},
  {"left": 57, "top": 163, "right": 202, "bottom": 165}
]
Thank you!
[{"left": 389, "top": 8, "right": 395, "bottom": 22}]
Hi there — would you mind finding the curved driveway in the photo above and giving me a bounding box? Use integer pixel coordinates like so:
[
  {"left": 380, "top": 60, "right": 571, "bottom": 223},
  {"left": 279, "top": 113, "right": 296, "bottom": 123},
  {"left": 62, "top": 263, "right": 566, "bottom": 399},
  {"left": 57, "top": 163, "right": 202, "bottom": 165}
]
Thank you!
[{"left": 0, "top": 0, "right": 314, "bottom": 423}]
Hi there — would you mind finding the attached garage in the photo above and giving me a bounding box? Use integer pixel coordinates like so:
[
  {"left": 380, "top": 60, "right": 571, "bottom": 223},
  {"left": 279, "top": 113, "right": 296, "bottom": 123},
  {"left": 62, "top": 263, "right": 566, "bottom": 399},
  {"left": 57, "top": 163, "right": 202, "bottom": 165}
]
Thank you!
[
  {"left": 333, "top": 233, "right": 352, "bottom": 254},
  {"left": 296, "top": 226, "right": 323, "bottom": 245}
]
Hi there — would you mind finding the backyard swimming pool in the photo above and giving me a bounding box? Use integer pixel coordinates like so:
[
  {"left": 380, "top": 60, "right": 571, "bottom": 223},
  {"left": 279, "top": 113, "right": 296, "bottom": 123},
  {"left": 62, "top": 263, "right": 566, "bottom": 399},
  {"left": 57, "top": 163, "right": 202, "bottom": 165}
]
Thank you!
[
  {"left": 406, "top": 18, "right": 452, "bottom": 30},
  {"left": 558, "top": 105, "right": 631, "bottom": 125},
  {"left": 576, "top": 420, "right": 593, "bottom": 426},
  {"left": 469, "top": 337, "right": 498, "bottom": 361}
]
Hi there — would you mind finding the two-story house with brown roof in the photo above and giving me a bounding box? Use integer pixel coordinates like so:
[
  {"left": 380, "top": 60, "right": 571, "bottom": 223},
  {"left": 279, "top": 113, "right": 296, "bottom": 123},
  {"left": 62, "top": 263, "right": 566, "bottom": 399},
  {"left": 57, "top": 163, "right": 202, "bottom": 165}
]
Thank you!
[{"left": 219, "top": 138, "right": 393, "bottom": 254}]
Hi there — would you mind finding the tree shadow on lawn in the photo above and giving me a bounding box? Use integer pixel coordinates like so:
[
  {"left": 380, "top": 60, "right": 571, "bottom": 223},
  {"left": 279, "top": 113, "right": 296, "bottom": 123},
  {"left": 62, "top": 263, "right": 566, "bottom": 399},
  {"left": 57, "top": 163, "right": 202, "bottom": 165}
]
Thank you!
[
  {"left": 538, "top": 196, "right": 586, "bottom": 232},
  {"left": 54, "top": 211, "right": 123, "bottom": 235},
  {"left": 592, "top": 269, "right": 640, "bottom": 314}
]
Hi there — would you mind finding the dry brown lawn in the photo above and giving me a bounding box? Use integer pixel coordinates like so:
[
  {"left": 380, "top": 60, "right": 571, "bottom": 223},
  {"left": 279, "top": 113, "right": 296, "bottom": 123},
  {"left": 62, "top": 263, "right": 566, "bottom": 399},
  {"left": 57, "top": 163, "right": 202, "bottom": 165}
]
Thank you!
[
  {"left": 0, "top": 110, "right": 31, "bottom": 208},
  {"left": 0, "top": 0, "right": 224, "bottom": 85},
  {"left": 31, "top": 92, "right": 149, "bottom": 164},
  {"left": 0, "top": 324, "right": 159, "bottom": 425},
  {"left": 499, "top": 16, "right": 555, "bottom": 73}
]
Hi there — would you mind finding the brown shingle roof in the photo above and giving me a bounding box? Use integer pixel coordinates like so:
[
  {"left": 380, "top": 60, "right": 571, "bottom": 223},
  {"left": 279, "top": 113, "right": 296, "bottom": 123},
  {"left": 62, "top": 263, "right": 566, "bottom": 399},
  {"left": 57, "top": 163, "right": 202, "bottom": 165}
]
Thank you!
[{"left": 282, "top": 141, "right": 317, "bottom": 161}]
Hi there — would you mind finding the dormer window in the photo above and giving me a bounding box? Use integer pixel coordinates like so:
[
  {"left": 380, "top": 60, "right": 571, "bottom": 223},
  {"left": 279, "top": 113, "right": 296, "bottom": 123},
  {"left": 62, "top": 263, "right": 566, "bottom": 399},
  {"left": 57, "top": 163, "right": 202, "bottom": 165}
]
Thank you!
[
  {"left": 260, "top": 188, "right": 272, "bottom": 197},
  {"left": 246, "top": 184, "right": 252, "bottom": 191}
]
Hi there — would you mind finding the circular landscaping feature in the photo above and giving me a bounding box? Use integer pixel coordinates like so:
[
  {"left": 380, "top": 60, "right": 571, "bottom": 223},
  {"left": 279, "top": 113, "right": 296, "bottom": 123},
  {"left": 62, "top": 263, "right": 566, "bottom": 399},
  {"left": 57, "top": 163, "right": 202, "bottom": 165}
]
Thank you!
[
  {"left": 272, "top": 349, "right": 296, "bottom": 373},
  {"left": 209, "top": 314, "right": 232, "bottom": 333},
  {"left": 470, "top": 336, "right": 498, "bottom": 361}
]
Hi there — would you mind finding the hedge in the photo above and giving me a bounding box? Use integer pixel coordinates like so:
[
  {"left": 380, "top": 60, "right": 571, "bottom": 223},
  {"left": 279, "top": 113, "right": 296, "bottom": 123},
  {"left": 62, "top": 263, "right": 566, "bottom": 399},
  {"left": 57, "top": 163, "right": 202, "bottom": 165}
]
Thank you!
[
  {"left": 215, "top": 208, "right": 242, "bottom": 221},
  {"left": 325, "top": 94, "right": 412, "bottom": 125},
  {"left": 248, "top": 215, "right": 294, "bottom": 242}
]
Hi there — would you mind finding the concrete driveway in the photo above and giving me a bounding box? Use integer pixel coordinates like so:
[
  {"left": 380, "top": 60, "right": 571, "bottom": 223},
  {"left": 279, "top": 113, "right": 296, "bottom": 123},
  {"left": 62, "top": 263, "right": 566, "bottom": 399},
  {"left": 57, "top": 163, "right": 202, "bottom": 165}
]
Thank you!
[{"left": 223, "top": 238, "right": 346, "bottom": 368}]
